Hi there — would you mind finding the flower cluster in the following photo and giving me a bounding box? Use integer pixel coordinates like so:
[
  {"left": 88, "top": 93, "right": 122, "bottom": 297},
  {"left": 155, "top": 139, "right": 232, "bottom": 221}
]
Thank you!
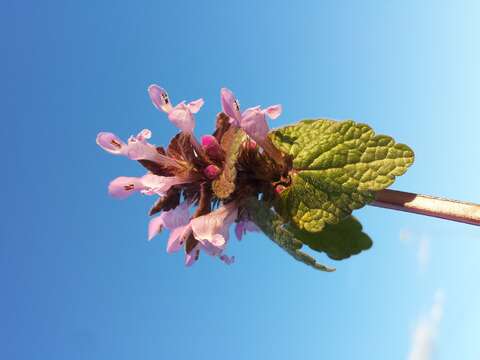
[{"left": 97, "top": 85, "right": 289, "bottom": 266}]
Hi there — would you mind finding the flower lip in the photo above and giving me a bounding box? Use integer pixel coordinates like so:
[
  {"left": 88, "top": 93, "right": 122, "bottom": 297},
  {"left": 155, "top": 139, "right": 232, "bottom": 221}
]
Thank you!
[
  {"left": 96, "top": 132, "right": 127, "bottom": 155},
  {"left": 191, "top": 202, "right": 238, "bottom": 252},
  {"left": 148, "top": 84, "right": 173, "bottom": 113},
  {"left": 108, "top": 176, "right": 144, "bottom": 199},
  {"left": 148, "top": 202, "right": 191, "bottom": 250},
  {"left": 235, "top": 220, "right": 259, "bottom": 241}
]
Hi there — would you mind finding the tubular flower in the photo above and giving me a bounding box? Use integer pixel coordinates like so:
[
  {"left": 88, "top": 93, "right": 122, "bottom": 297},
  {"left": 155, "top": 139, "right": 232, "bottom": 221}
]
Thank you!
[
  {"left": 191, "top": 202, "right": 238, "bottom": 254},
  {"left": 109, "top": 174, "right": 188, "bottom": 199},
  {"left": 220, "top": 87, "right": 282, "bottom": 143},
  {"left": 96, "top": 129, "right": 165, "bottom": 163},
  {"left": 148, "top": 84, "right": 204, "bottom": 133},
  {"left": 148, "top": 202, "right": 192, "bottom": 253}
]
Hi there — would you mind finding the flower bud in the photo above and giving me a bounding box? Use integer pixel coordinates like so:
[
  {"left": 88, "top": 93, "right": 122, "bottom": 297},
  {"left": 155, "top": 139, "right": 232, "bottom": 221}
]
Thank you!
[
  {"left": 202, "top": 135, "right": 223, "bottom": 160},
  {"left": 204, "top": 164, "right": 221, "bottom": 179}
]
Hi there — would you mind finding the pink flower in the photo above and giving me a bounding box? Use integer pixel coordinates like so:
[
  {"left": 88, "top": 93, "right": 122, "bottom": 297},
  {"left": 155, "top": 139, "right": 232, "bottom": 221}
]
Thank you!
[
  {"left": 97, "top": 129, "right": 163, "bottom": 163},
  {"left": 96, "top": 132, "right": 128, "bottom": 155},
  {"left": 108, "top": 174, "right": 187, "bottom": 199},
  {"left": 220, "top": 88, "right": 282, "bottom": 142},
  {"left": 190, "top": 202, "right": 238, "bottom": 255},
  {"left": 148, "top": 202, "right": 192, "bottom": 253},
  {"left": 148, "top": 84, "right": 204, "bottom": 133},
  {"left": 184, "top": 243, "right": 235, "bottom": 267},
  {"left": 185, "top": 243, "right": 202, "bottom": 267},
  {"left": 140, "top": 174, "right": 189, "bottom": 195},
  {"left": 108, "top": 176, "right": 146, "bottom": 199},
  {"left": 234, "top": 220, "right": 259, "bottom": 241}
]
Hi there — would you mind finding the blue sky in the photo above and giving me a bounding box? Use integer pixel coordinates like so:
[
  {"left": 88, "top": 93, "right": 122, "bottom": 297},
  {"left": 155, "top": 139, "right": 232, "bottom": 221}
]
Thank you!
[{"left": 2, "top": 1, "right": 480, "bottom": 359}]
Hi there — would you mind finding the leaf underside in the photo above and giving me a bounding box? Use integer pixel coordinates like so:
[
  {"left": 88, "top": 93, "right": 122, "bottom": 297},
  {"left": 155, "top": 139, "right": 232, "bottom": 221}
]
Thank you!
[
  {"left": 288, "top": 216, "right": 373, "bottom": 260},
  {"left": 270, "top": 119, "right": 414, "bottom": 233},
  {"left": 245, "top": 197, "right": 335, "bottom": 272}
]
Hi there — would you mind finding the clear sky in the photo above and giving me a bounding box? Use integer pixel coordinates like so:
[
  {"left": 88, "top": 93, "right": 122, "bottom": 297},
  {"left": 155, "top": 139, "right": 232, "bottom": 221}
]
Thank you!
[{"left": 2, "top": 1, "right": 480, "bottom": 359}]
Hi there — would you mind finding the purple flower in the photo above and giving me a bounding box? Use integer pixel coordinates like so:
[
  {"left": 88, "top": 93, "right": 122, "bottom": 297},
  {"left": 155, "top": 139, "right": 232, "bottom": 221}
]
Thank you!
[
  {"left": 96, "top": 129, "right": 164, "bottom": 163},
  {"left": 190, "top": 202, "right": 238, "bottom": 256},
  {"left": 184, "top": 243, "right": 235, "bottom": 267},
  {"left": 108, "top": 174, "right": 187, "bottom": 199},
  {"left": 148, "top": 84, "right": 204, "bottom": 133},
  {"left": 184, "top": 242, "right": 201, "bottom": 267},
  {"left": 148, "top": 202, "right": 192, "bottom": 253},
  {"left": 220, "top": 88, "right": 282, "bottom": 142},
  {"left": 235, "top": 220, "right": 259, "bottom": 241}
]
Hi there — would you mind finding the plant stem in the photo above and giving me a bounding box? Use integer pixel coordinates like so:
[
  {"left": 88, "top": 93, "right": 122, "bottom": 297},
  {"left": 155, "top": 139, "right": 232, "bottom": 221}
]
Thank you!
[{"left": 370, "top": 189, "right": 480, "bottom": 226}]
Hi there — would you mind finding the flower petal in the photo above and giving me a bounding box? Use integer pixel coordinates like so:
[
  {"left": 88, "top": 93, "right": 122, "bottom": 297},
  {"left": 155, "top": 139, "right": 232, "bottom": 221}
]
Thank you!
[
  {"left": 168, "top": 103, "right": 195, "bottom": 133},
  {"left": 185, "top": 244, "right": 201, "bottom": 267},
  {"left": 240, "top": 107, "right": 270, "bottom": 142},
  {"left": 148, "top": 84, "right": 173, "bottom": 113},
  {"left": 220, "top": 88, "right": 241, "bottom": 125},
  {"left": 148, "top": 215, "right": 165, "bottom": 240},
  {"left": 159, "top": 201, "right": 191, "bottom": 229},
  {"left": 166, "top": 224, "right": 190, "bottom": 253},
  {"left": 136, "top": 129, "right": 152, "bottom": 141},
  {"left": 235, "top": 220, "right": 259, "bottom": 241},
  {"left": 96, "top": 132, "right": 127, "bottom": 155},
  {"left": 126, "top": 141, "right": 162, "bottom": 163},
  {"left": 263, "top": 104, "right": 282, "bottom": 119},
  {"left": 141, "top": 174, "right": 186, "bottom": 196},
  {"left": 187, "top": 98, "right": 204, "bottom": 114},
  {"left": 191, "top": 203, "right": 237, "bottom": 250},
  {"left": 235, "top": 222, "right": 245, "bottom": 241},
  {"left": 108, "top": 176, "right": 144, "bottom": 199}
]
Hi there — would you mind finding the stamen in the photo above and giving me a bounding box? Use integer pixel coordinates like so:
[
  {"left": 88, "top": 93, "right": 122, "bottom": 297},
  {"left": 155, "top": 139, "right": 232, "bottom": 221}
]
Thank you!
[
  {"left": 234, "top": 99, "right": 240, "bottom": 112},
  {"left": 195, "top": 250, "right": 200, "bottom": 261},
  {"left": 161, "top": 93, "right": 169, "bottom": 104},
  {"left": 124, "top": 184, "right": 135, "bottom": 191},
  {"left": 111, "top": 139, "right": 122, "bottom": 148}
]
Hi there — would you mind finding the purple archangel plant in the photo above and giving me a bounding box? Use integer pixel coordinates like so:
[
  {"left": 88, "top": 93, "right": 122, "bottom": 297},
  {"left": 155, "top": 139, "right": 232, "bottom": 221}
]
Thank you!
[{"left": 96, "top": 85, "right": 479, "bottom": 271}]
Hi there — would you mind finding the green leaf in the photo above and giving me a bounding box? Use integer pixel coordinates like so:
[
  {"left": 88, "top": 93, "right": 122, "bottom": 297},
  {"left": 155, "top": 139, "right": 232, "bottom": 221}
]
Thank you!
[
  {"left": 212, "top": 127, "right": 247, "bottom": 199},
  {"left": 270, "top": 119, "right": 414, "bottom": 191},
  {"left": 276, "top": 172, "right": 374, "bottom": 232},
  {"left": 288, "top": 216, "right": 373, "bottom": 260},
  {"left": 244, "top": 197, "right": 335, "bottom": 272},
  {"left": 270, "top": 119, "right": 414, "bottom": 231}
]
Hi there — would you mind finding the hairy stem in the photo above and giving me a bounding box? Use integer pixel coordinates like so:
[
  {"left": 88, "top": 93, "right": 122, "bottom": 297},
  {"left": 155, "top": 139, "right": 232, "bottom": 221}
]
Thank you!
[{"left": 370, "top": 189, "right": 480, "bottom": 226}]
